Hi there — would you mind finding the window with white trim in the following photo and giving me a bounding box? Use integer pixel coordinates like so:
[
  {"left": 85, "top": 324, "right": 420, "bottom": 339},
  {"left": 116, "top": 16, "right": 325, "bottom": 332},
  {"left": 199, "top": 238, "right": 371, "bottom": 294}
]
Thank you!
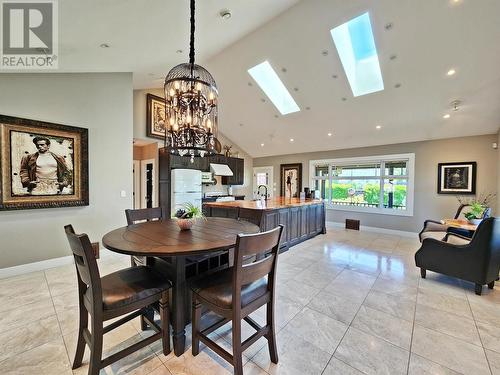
[{"left": 310, "top": 154, "right": 415, "bottom": 216}]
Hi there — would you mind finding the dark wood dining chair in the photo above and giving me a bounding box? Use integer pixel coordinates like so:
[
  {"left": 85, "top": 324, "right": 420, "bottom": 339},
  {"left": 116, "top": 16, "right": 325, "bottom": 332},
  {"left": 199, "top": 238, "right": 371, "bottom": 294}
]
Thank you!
[
  {"left": 65, "top": 225, "right": 171, "bottom": 375},
  {"left": 125, "top": 207, "right": 165, "bottom": 266},
  {"left": 190, "top": 225, "right": 284, "bottom": 375}
]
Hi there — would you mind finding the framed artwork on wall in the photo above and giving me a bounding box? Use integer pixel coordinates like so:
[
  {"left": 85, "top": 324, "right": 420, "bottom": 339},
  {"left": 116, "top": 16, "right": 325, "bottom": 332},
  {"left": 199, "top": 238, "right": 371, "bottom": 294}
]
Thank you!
[
  {"left": 280, "top": 163, "right": 302, "bottom": 198},
  {"left": 146, "top": 93, "right": 166, "bottom": 140},
  {"left": 0, "top": 114, "right": 89, "bottom": 210},
  {"left": 437, "top": 161, "right": 476, "bottom": 195}
]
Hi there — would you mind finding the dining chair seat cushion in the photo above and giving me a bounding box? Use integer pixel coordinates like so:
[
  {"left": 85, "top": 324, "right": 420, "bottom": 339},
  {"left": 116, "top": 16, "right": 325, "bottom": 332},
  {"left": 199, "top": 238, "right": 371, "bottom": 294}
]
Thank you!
[
  {"left": 420, "top": 231, "right": 447, "bottom": 242},
  {"left": 87, "top": 266, "right": 172, "bottom": 310},
  {"left": 191, "top": 268, "right": 267, "bottom": 310}
]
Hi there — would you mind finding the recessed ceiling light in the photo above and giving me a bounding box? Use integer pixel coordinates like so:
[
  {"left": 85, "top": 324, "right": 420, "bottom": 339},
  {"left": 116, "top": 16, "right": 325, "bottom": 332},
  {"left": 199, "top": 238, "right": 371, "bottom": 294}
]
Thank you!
[
  {"left": 219, "top": 9, "right": 231, "bottom": 20},
  {"left": 290, "top": 138, "right": 294, "bottom": 142},
  {"left": 260, "top": 143, "right": 264, "bottom": 147},
  {"left": 443, "top": 114, "right": 450, "bottom": 119},
  {"left": 447, "top": 69, "right": 456, "bottom": 76},
  {"left": 100, "top": 43, "right": 110, "bottom": 48},
  {"left": 328, "top": 133, "right": 332, "bottom": 136},
  {"left": 376, "top": 125, "right": 382, "bottom": 129}
]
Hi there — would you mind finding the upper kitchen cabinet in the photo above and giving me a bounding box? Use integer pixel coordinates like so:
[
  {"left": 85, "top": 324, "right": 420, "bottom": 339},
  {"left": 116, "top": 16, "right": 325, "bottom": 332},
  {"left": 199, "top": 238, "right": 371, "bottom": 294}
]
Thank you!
[
  {"left": 221, "top": 157, "right": 244, "bottom": 185},
  {"left": 170, "top": 154, "right": 209, "bottom": 171}
]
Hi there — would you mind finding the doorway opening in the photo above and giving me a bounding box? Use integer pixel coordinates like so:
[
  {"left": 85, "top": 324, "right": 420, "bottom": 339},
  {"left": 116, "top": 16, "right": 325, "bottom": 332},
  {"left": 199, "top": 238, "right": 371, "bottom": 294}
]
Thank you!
[
  {"left": 133, "top": 139, "right": 159, "bottom": 209},
  {"left": 253, "top": 166, "right": 274, "bottom": 200}
]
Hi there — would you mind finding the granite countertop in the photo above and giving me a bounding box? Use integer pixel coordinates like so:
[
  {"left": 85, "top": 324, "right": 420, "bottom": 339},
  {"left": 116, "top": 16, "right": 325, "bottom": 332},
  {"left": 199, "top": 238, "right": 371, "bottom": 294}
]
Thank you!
[{"left": 203, "top": 197, "right": 324, "bottom": 210}]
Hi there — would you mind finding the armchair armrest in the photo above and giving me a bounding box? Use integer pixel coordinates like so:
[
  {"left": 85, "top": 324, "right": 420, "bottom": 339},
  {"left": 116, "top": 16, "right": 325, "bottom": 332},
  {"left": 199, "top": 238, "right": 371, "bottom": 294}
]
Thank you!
[
  {"left": 424, "top": 219, "right": 444, "bottom": 226},
  {"left": 444, "top": 232, "right": 471, "bottom": 246}
]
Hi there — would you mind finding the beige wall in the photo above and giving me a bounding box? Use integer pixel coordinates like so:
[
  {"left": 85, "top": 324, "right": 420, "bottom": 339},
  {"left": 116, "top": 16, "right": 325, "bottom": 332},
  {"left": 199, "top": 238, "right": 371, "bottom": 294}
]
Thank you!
[
  {"left": 498, "top": 130, "right": 500, "bottom": 213},
  {"left": 133, "top": 89, "right": 253, "bottom": 198},
  {"left": 254, "top": 134, "right": 498, "bottom": 233},
  {"left": 0, "top": 73, "right": 133, "bottom": 268}
]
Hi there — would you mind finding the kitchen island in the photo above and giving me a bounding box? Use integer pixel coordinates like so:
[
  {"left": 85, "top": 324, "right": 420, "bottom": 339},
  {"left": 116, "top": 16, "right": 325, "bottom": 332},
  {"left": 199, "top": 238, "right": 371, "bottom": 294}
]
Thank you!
[{"left": 203, "top": 197, "right": 326, "bottom": 250}]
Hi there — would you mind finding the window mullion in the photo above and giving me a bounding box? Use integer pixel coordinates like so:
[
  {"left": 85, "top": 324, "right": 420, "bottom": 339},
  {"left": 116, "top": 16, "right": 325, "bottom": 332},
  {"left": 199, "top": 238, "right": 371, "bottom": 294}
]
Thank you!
[{"left": 379, "top": 161, "right": 385, "bottom": 209}]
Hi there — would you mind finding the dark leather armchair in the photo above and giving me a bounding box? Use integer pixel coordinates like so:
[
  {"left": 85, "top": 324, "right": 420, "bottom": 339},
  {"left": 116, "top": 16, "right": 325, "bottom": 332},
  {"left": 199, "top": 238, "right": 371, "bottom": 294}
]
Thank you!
[
  {"left": 415, "top": 217, "right": 500, "bottom": 295},
  {"left": 418, "top": 204, "right": 469, "bottom": 242}
]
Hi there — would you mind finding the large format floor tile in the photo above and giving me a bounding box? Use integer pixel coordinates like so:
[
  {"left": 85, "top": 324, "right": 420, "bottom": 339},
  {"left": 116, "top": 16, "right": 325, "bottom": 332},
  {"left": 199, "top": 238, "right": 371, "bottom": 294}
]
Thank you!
[
  {"left": 334, "top": 327, "right": 409, "bottom": 375},
  {"left": 408, "top": 353, "right": 461, "bottom": 375},
  {"left": 284, "top": 307, "right": 348, "bottom": 354},
  {"left": 411, "top": 325, "right": 491, "bottom": 375},
  {"left": 351, "top": 305, "right": 413, "bottom": 350},
  {"left": 2, "top": 227, "right": 500, "bottom": 375},
  {"left": 252, "top": 328, "right": 331, "bottom": 375},
  {"left": 415, "top": 304, "right": 481, "bottom": 346}
]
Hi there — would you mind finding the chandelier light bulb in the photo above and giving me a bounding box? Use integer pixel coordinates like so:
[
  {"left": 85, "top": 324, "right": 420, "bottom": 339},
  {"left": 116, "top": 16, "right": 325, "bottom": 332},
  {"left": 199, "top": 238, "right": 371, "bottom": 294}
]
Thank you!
[{"left": 174, "top": 81, "right": 180, "bottom": 90}]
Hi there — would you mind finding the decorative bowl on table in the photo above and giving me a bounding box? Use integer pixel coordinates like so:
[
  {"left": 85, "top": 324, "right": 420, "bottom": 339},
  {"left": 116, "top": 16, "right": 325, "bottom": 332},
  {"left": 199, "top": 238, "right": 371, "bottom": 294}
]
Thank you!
[
  {"left": 173, "top": 203, "right": 205, "bottom": 231},
  {"left": 176, "top": 218, "right": 194, "bottom": 230}
]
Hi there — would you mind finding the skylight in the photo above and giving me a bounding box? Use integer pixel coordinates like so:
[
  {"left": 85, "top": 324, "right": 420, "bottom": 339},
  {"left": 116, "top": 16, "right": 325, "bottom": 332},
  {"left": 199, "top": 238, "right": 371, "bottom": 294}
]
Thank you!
[
  {"left": 331, "top": 12, "right": 384, "bottom": 97},
  {"left": 247, "top": 61, "right": 300, "bottom": 115}
]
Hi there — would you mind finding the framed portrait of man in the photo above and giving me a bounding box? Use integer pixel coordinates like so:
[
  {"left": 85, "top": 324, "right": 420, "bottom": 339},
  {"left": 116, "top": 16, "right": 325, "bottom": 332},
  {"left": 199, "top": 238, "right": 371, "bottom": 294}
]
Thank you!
[
  {"left": 0, "top": 114, "right": 89, "bottom": 210},
  {"left": 146, "top": 93, "right": 166, "bottom": 140},
  {"left": 280, "top": 163, "right": 302, "bottom": 198},
  {"left": 437, "top": 161, "right": 476, "bottom": 195}
]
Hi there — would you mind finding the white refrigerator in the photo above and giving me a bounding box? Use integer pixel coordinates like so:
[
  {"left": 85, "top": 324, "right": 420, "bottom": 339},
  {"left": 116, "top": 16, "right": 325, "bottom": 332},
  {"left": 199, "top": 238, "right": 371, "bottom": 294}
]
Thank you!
[{"left": 171, "top": 169, "right": 202, "bottom": 216}]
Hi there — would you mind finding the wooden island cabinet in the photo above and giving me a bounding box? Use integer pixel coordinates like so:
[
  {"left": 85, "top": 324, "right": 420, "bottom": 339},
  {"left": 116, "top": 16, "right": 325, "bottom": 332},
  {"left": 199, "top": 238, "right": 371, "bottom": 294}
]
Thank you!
[{"left": 203, "top": 198, "right": 326, "bottom": 250}]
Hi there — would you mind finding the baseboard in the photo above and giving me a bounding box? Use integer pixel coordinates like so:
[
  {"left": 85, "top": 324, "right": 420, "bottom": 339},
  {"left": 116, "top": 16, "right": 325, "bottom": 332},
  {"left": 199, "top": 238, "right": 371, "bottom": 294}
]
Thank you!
[
  {"left": 0, "top": 255, "right": 74, "bottom": 280},
  {"left": 326, "top": 221, "right": 418, "bottom": 238}
]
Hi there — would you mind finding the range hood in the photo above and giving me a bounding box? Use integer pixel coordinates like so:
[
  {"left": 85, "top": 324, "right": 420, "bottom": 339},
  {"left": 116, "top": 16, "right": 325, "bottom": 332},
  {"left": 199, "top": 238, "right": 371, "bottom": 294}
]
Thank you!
[{"left": 210, "top": 163, "right": 233, "bottom": 176}]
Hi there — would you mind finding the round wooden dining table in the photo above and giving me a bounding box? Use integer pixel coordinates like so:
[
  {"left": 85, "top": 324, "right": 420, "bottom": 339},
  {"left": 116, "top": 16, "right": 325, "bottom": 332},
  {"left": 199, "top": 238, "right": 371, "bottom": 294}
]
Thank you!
[{"left": 102, "top": 217, "right": 259, "bottom": 356}]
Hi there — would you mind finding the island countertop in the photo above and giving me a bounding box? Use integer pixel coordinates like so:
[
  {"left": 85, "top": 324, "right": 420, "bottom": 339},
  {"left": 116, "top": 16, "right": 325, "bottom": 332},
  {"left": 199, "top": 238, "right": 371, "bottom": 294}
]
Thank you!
[{"left": 202, "top": 197, "right": 324, "bottom": 211}]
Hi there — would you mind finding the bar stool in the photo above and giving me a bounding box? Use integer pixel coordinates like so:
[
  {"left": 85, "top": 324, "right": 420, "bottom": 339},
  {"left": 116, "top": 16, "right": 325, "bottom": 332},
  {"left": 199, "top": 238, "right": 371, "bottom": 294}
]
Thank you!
[
  {"left": 190, "top": 225, "right": 284, "bottom": 375},
  {"left": 65, "top": 225, "right": 171, "bottom": 375}
]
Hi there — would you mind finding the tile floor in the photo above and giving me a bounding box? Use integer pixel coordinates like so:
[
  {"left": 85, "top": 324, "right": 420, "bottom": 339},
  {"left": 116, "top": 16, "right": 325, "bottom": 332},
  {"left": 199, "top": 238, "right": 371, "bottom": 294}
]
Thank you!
[{"left": 1, "top": 224, "right": 500, "bottom": 374}]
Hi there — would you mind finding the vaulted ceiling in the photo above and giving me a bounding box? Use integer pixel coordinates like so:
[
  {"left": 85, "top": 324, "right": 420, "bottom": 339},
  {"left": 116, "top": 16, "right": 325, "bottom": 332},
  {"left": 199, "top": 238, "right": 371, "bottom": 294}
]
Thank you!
[
  {"left": 204, "top": 0, "right": 500, "bottom": 157},
  {"left": 13, "top": 0, "right": 500, "bottom": 157}
]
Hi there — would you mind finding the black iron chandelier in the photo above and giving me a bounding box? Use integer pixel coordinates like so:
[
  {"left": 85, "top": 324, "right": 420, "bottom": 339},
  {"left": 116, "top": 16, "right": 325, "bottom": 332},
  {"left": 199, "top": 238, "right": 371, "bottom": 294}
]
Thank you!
[{"left": 163, "top": 0, "right": 219, "bottom": 161}]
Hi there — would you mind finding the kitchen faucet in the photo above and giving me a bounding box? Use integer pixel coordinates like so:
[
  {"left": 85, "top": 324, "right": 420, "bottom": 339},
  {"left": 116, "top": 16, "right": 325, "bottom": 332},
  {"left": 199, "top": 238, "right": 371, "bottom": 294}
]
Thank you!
[{"left": 257, "top": 185, "right": 268, "bottom": 200}]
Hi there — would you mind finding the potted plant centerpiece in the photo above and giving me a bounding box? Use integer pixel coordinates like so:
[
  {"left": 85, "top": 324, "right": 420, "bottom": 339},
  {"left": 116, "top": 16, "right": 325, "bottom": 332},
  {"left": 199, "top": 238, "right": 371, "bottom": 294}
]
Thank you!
[
  {"left": 464, "top": 202, "right": 487, "bottom": 225},
  {"left": 174, "top": 203, "right": 205, "bottom": 230},
  {"left": 457, "top": 193, "right": 496, "bottom": 225}
]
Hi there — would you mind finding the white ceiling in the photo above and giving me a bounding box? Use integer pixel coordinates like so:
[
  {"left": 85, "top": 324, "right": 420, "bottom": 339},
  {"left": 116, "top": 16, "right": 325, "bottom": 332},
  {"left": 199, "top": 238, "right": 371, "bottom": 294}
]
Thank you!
[
  {"left": 203, "top": 0, "right": 500, "bottom": 157},
  {"left": 9, "top": 0, "right": 500, "bottom": 157},
  {"left": 55, "top": 0, "right": 299, "bottom": 88}
]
